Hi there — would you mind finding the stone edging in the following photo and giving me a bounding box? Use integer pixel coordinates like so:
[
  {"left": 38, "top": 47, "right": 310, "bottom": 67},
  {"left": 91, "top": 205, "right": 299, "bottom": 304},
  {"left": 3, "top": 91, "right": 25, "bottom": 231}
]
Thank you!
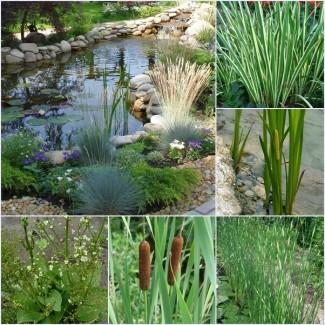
[{"left": 2, "top": 2, "right": 214, "bottom": 65}]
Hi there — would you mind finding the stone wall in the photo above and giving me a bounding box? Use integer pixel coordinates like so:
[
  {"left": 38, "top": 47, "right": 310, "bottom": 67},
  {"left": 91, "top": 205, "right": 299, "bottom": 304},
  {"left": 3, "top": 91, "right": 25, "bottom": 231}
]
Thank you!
[{"left": 1, "top": 2, "right": 214, "bottom": 65}]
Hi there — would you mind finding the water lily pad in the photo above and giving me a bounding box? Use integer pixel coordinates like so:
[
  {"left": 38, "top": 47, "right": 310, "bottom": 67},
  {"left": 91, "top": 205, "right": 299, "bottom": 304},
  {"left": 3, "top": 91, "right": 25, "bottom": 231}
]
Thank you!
[
  {"left": 31, "top": 104, "right": 52, "bottom": 112},
  {"left": 26, "top": 118, "right": 48, "bottom": 126},
  {"left": 2, "top": 107, "right": 25, "bottom": 123},
  {"left": 40, "top": 89, "right": 60, "bottom": 96},
  {"left": 4, "top": 98, "right": 26, "bottom": 106},
  {"left": 47, "top": 115, "right": 83, "bottom": 125}
]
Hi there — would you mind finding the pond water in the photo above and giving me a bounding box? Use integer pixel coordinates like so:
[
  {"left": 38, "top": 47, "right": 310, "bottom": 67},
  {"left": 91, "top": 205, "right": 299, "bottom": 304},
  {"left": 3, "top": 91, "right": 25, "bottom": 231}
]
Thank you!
[
  {"left": 2, "top": 37, "right": 159, "bottom": 149},
  {"left": 218, "top": 109, "right": 324, "bottom": 215}
]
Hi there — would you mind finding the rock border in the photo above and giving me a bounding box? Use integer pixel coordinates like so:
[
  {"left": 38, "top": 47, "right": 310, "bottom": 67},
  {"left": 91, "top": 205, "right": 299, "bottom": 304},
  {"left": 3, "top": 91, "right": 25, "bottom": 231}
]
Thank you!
[{"left": 2, "top": 2, "right": 214, "bottom": 65}]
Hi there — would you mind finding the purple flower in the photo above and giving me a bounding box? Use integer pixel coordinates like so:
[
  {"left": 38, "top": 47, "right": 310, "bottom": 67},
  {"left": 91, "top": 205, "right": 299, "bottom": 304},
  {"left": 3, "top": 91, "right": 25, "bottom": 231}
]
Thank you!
[
  {"left": 42, "top": 145, "right": 49, "bottom": 152},
  {"left": 32, "top": 152, "right": 48, "bottom": 162},
  {"left": 63, "top": 152, "right": 70, "bottom": 161},
  {"left": 201, "top": 127, "right": 211, "bottom": 134},
  {"left": 71, "top": 149, "right": 81, "bottom": 160},
  {"left": 188, "top": 140, "right": 202, "bottom": 150},
  {"left": 23, "top": 158, "right": 33, "bottom": 165}
]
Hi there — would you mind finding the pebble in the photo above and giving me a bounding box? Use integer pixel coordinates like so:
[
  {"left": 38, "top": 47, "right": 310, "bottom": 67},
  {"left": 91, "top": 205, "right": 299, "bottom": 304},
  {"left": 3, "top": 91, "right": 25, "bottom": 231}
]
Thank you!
[
  {"left": 2, "top": 197, "right": 65, "bottom": 215},
  {"left": 244, "top": 190, "right": 255, "bottom": 198}
]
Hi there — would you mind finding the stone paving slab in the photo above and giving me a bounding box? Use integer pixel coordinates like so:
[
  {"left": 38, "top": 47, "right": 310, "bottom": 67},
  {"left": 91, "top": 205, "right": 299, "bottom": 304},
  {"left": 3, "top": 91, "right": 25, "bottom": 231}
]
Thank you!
[{"left": 185, "top": 199, "right": 215, "bottom": 216}]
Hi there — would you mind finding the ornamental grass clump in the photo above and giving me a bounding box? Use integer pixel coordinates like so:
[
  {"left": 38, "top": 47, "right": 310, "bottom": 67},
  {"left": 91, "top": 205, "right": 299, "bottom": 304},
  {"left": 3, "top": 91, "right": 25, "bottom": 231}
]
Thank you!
[
  {"left": 217, "top": 217, "right": 323, "bottom": 324},
  {"left": 217, "top": 1, "right": 324, "bottom": 107},
  {"left": 149, "top": 58, "right": 211, "bottom": 126}
]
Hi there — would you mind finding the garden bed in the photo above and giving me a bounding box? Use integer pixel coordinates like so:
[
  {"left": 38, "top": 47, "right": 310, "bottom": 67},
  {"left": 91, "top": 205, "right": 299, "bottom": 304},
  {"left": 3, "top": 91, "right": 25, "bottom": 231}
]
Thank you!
[{"left": 1, "top": 2, "right": 215, "bottom": 216}]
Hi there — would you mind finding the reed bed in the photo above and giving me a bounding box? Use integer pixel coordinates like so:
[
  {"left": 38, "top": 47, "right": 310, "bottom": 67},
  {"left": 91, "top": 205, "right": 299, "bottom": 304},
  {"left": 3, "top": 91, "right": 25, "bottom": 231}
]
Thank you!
[
  {"left": 217, "top": 217, "right": 323, "bottom": 324},
  {"left": 217, "top": 1, "right": 324, "bottom": 108}
]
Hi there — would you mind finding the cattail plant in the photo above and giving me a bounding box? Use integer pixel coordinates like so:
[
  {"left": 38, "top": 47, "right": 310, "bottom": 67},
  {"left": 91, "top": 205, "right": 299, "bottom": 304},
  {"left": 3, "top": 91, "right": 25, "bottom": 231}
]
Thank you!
[
  {"left": 149, "top": 58, "right": 211, "bottom": 126},
  {"left": 259, "top": 109, "right": 305, "bottom": 214},
  {"left": 167, "top": 234, "right": 184, "bottom": 286},
  {"left": 139, "top": 240, "right": 151, "bottom": 291}
]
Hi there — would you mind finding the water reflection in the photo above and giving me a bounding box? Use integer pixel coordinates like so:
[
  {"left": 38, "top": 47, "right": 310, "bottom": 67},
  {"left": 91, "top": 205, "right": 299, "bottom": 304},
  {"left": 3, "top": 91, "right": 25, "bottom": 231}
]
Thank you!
[{"left": 2, "top": 38, "right": 159, "bottom": 149}]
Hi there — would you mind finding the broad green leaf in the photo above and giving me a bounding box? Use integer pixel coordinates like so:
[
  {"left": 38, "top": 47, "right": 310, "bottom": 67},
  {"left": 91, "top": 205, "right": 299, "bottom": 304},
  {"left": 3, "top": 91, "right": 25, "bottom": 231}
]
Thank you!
[{"left": 17, "top": 309, "right": 44, "bottom": 324}]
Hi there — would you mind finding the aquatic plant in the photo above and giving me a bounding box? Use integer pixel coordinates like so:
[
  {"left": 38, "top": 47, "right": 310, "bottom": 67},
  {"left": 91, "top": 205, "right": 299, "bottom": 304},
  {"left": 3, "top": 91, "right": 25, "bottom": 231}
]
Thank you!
[
  {"left": 217, "top": 1, "right": 324, "bottom": 107},
  {"left": 217, "top": 217, "right": 323, "bottom": 324},
  {"left": 109, "top": 216, "right": 215, "bottom": 324},
  {"left": 259, "top": 109, "right": 305, "bottom": 214},
  {"left": 1, "top": 217, "right": 107, "bottom": 324},
  {"left": 77, "top": 123, "right": 115, "bottom": 166},
  {"left": 75, "top": 167, "right": 141, "bottom": 215},
  {"left": 149, "top": 58, "right": 211, "bottom": 126},
  {"left": 230, "top": 110, "right": 251, "bottom": 171}
]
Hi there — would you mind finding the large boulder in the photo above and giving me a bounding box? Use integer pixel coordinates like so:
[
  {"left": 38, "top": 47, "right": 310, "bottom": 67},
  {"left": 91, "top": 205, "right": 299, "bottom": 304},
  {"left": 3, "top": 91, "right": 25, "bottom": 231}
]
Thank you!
[
  {"left": 47, "top": 45, "right": 61, "bottom": 53},
  {"left": 25, "top": 32, "right": 46, "bottom": 44},
  {"left": 160, "top": 14, "right": 170, "bottom": 22},
  {"left": 6, "top": 49, "right": 24, "bottom": 64},
  {"left": 144, "top": 123, "right": 164, "bottom": 133},
  {"left": 19, "top": 43, "right": 39, "bottom": 54},
  {"left": 24, "top": 51, "right": 37, "bottom": 63},
  {"left": 59, "top": 40, "right": 71, "bottom": 53},
  {"left": 130, "top": 74, "right": 151, "bottom": 89}
]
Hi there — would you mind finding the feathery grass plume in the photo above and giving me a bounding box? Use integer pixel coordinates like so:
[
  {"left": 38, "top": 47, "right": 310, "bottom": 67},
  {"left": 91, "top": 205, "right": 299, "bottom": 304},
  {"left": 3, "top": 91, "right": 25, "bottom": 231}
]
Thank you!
[
  {"left": 149, "top": 58, "right": 211, "bottom": 126},
  {"left": 139, "top": 240, "right": 151, "bottom": 291},
  {"left": 167, "top": 234, "right": 184, "bottom": 286}
]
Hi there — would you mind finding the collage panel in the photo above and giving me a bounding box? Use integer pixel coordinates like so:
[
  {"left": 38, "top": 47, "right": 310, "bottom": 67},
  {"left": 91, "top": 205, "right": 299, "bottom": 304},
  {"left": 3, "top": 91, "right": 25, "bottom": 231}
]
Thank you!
[
  {"left": 108, "top": 215, "right": 216, "bottom": 324},
  {"left": 217, "top": 109, "right": 324, "bottom": 216},
  {"left": 216, "top": 216, "right": 324, "bottom": 324},
  {"left": 1, "top": 216, "right": 108, "bottom": 324},
  {"left": 1, "top": 0, "right": 215, "bottom": 217},
  {"left": 216, "top": 0, "right": 323, "bottom": 109}
]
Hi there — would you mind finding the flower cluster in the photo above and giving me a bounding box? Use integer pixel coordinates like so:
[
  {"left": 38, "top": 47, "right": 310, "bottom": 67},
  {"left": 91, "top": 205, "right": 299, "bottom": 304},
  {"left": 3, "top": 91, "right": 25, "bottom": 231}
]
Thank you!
[
  {"left": 24, "top": 152, "right": 49, "bottom": 165},
  {"left": 63, "top": 149, "right": 81, "bottom": 162}
]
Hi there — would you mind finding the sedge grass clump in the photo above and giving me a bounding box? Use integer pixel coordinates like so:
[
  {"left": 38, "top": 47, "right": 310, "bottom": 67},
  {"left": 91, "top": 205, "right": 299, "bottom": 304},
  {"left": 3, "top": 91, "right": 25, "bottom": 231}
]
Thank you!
[
  {"left": 217, "top": 217, "right": 323, "bottom": 324},
  {"left": 217, "top": 1, "right": 324, "bottom": 108}
]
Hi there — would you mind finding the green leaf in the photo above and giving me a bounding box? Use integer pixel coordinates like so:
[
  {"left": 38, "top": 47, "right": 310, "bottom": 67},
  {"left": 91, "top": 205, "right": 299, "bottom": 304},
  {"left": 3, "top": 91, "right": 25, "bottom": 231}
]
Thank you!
[
  {"left": 17, "top": 309, "right": 44, "bottom": 324},
  {"left": 217, "top": 295, "right": 229, "bottom": 305},
  {"left": 2, "top": 108, "right": 24, "bottom": 123},
  {"left": 26, "top": 118, "right": 48, "bottom": 126},
  {"left": 5, "top": 99, "right": 26, "bottom": 106},
  {"left": 75, "top": 305, "right": 101, "bottom": 323},
  {"left": 45, "top": 289, "right": 62, "bottom": 312},
  {"left": 36, "top": 239, "right": 48, "bottom": 250},
  {"left": 47, "top": 115, "right": 83, "bottom": 125}
]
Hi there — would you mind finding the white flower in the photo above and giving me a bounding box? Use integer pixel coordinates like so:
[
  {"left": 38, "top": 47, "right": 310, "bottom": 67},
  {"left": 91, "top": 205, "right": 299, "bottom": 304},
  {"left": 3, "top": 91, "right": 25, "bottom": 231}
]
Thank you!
[
  {"left": 27, "top": 265, "right": 32, "bottom": 271},
  {"left": 64, "top": 260, "right": 69, "bottom": 265},
  {"left": 59, "top": 271, "right": 63, "bottom": 277},
  {"left": 169, "top": 139, "right": 185, "bottom": 150},
  {"left": 68, "top": 299, "right": 72, "bottom": 304},
  {"left": 49, "top": 265, "right": 53, "bottom": 271},
  {"left": 66, "top": 189, "right": 71, "bottom": 194},
  {"left": 43, "top": 220, "right": 49, "bottom": 226},
  {"left": 57, "top": 176, "right": 63, "bottom": 181},
  {"left": 80, "top": 256, "right": 89, "bottom": 262},
  {"left": 67, "top": 177, "right": 72, "bottom": 182}
]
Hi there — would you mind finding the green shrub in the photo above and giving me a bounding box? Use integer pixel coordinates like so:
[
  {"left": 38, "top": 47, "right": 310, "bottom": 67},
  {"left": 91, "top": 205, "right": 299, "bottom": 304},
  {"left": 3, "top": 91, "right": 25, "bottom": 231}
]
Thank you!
[
  {"left": 78, "top": 125, "right": 115, "bottom": 166},
  {"left": 130, "top": 162, "right": 201, "bottom": 210},
  {"left": 146, "top": 151, "right": 165, "bottom": 164},
  {"left": 114, "top": 147, "right": 145, "bottom": 169},
  {"left": 2, "top": 160, "right": 38, "bottom": 196},
  {"left": 75, "top": 167, "right": 141, "bottom": 214},
  {"left": 2, "top": 130, "right": 43, "bottom": 168},
  {"left": 41, "top": 166, "right": 82, "bottom": 202},
  {"left": 137, "top": 5, "right": 163, "bottom": 18}
]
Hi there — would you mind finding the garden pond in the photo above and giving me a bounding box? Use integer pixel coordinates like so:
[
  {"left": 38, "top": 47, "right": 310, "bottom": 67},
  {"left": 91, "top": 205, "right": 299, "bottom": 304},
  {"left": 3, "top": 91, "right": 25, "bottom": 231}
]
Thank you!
[
  {"left": 2, "top": 37, "right": 161, "bottom": 149},
  {"left": 218, "top": 109, "right": 324, "bottom": 215}
]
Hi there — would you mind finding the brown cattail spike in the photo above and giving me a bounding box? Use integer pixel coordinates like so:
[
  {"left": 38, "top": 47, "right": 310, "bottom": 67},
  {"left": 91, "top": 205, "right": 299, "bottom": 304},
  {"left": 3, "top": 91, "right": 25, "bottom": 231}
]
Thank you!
[
  {"left": 168, "top": 235, "right": 184, "bottom": 285},
  {"left": 139, "top": 240, "right": 151, "bottom": 290}
]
